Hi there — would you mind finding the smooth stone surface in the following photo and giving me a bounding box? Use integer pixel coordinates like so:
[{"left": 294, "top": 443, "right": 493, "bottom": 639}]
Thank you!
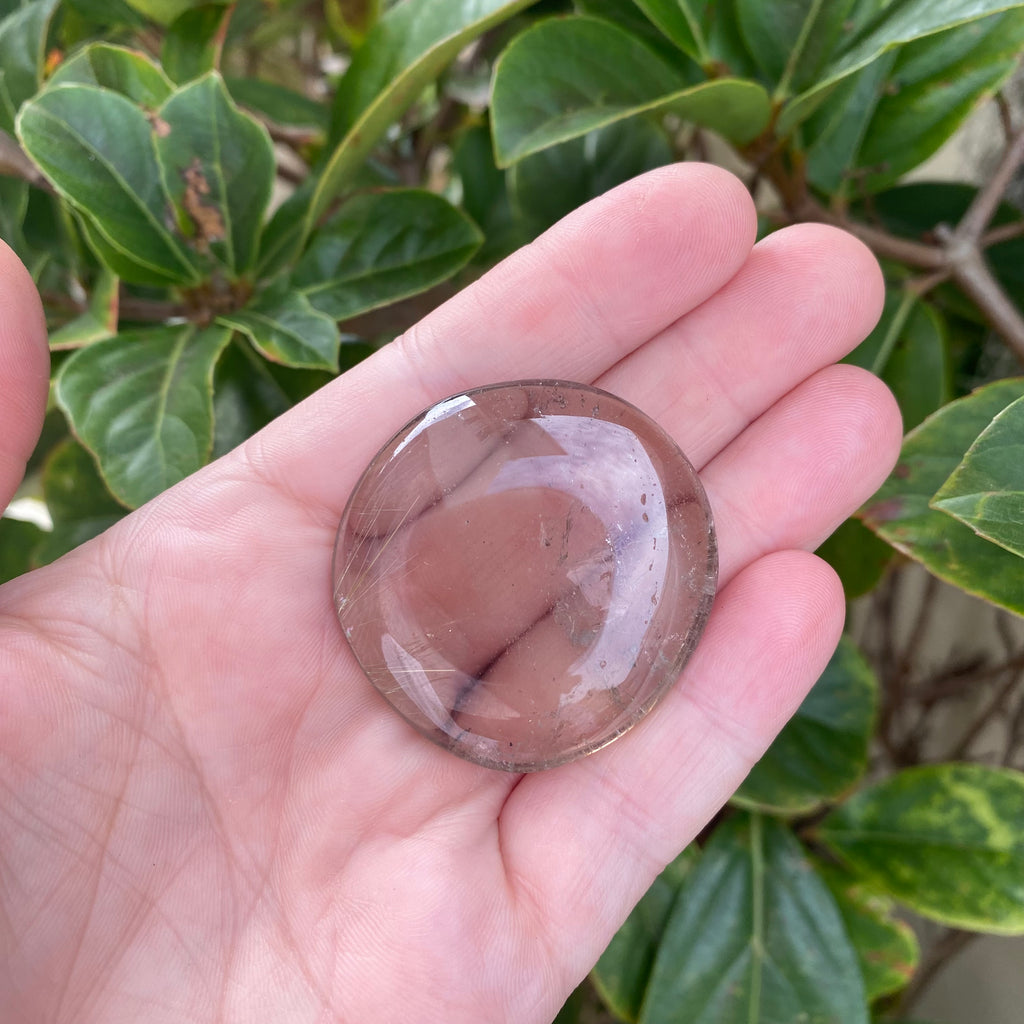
[{"left": 333, "top": 380, "right": 717, "bottom": 771}]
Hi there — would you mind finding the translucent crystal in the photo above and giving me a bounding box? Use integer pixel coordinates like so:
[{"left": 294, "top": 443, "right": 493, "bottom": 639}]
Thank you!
[{"left": 333, "top": 380, "right": 717, "bottom": 771}]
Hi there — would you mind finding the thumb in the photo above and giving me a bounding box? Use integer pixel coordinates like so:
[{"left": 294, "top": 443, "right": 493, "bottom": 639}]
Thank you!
[{"left": 0, "top": 238, "right": 48, "bottom": 510}]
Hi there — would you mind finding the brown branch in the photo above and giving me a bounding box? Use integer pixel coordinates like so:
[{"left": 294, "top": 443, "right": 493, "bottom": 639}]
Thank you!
[
  {"left": 956, "top": 123, "right": 1024, "bottom": 241},
  {"left": 982, "top": 220, "right": 1024, "bottom": 247},
  {"left": 0, "top": 130, "right": 53, "bottom": 193},
  {"left": 947, "top": 661, "right": 1024, "bottom": 760}
]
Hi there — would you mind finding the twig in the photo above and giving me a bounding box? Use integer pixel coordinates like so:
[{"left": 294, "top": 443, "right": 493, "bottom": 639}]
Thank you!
[
  {"left": 982, "top": 221, "right": 1024, "bottom": 246},
  {"left": 897, "top": 928, "right": 978, "bottom": 1014},
  {"left": 956, "top": 123, "right": 1024, "bottom": 241},
  {"left": 947, "top": 663, "right": 1024, "bottom": 760}
]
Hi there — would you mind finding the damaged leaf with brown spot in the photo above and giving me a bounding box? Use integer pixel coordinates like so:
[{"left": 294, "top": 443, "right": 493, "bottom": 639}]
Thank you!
[{"left": 153, "top": 70, "right": 274, "bottom": 279}]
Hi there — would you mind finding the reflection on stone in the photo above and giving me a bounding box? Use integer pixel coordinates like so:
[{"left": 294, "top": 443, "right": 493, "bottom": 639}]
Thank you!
[{"left": 333, "top": 380, "right": 717, "bottom": 771}]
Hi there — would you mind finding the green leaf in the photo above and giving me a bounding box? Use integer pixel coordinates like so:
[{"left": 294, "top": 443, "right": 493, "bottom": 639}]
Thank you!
[
  {"left": 846, "top": 290, "right": 950, "bottom": 433},
  {"left": 0, "top": 515, "right": 45, "bottom": 584},
  {"left": 932, "top": 394, "right": 1024, "bottom": 559},
  {"left": 640, "top": 814, "right": 868, "bottom": 1024},
  {"left": 49, "top": 268, "right": 119, "bottom": 350},
  {"left": 310, "top": 0, "right": 536, "bottom": 243},
  {"left": 491, "top": 16, "right": 770, "bottom": 165},
  {"left": 780, "top": 0, "right": 1024, "bottom": 132},
  {"left": 55, "top": 324, "right": 231, "bottom": 508},
  {"left": 816, "top": 517, "right": 894, "bottom": 601},
  {"left": 509, "top": 116, "right": 672, "bottom": 236},
  {"left": 732, "top": 637, "right": 877, "bottom": 816},
  {"left": 820, "top": 763, "right": 1024, "bottom": 934},
  {"left": 738, "top": 0, "right": 857, "bottom": 96},
  {"left": 17, "top": 84, "right": 200, "bottom": 284},
  {"left": 854, "top": 11, "right": 1024, "bottom": 191},
  {"left": 211, "top": 339, "right": 295, "bottom": 458},
  {"left": 804, "top": 52, "right": 895, "bottom": 194},
  {"left": 325, "top": 0, "right": 382, "bottom": 48},
  {"left": 630, "top": 0, "right": 708, "bottom": 62},
  {"left": 592, "top": 847, "right": 698, "bottom": 1023},
  {"left": 123, "top": 0, "right": 214, "bottom": 27},
  {"left": 816, "top": 862, "right": 920, "bottom": 1002},
  {"left": 862, "top": 378, "right": 1024, "bottom": 615},
  {"left": 293, "top": 188, "right": 482, "bottom": 321},
  {"left": 154, "top": 72, "right": 275, "bottom": 279},
  {"left": 217, "top": 289, "right": 340, "bottom": 371},
  {"left": 0, "top": 0, "right": 59, "bottom": 133},
  {"left": 577, "top": 0, "right": 699, "bottom": 65},
  {"left": 452, "top": 121, "right": 524, "bottom": 264},
  {"left": 35, "top": 439, "right": 127, "bottom": 564},
  {"left": 48, "top": 42, "right": 174, "bottom": 108},
  {"left": 225, "top": 75, "right": 327, "bottom": 130},
  {"left": 162, "top": 3, "right": 231, "bottom": 84}
]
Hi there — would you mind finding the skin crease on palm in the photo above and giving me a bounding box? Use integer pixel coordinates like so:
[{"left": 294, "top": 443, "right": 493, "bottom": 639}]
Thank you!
[{"left": 0, "top": 165, "right": 902, "bottom": 1024}]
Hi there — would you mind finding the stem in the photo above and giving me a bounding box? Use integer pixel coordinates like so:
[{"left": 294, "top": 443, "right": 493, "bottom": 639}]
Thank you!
[
  {"left": 870, "top": 288, "right": 916, "bottom": 376},
  {"left": 0, "top": 130, "right": 53, "bottom": 193}
]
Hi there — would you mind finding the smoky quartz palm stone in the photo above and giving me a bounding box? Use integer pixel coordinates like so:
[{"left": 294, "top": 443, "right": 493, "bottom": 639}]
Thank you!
[{"left": 333, "top": 380, "right": 717, "bottom": 771}]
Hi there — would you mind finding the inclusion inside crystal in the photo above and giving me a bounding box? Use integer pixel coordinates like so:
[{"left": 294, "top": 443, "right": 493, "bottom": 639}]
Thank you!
[{"left": 333, "top": 380, "right": 717, "bottom": 771}]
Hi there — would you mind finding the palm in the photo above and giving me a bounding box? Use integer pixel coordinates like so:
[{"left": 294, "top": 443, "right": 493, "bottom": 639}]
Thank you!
[{"left": 1, "top": 167, "right": 900, "bottom": 1023}]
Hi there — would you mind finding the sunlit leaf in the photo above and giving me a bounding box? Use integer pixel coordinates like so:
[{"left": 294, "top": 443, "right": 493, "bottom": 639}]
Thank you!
[
  {"left": 56, "top": 324, "right": 231, "bottom": 508},
  {"left": 932, "top": 394, "right": 1024, "bottom": 559},
  {"left": 862, "top": 378, "right": 1024, "bottom": 615},
  {"left": 820, "top": 763, "right": 1024, "bottom": 934},
  {"left": 294, "top": 189, "right": 481, "bottom": 321},
  {"left": 218, "top": 288, "right": 340, "bottom": 371},
  {"left": 491, "top": 16, "right": 770, "bottom": 165}
]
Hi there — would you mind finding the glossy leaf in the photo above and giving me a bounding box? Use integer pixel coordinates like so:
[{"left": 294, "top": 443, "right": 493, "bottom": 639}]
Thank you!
[
  {"left": 0, "top": 0, "right": 59, "bottom": 133},
  {"left": 862, "top": 378, "right": 1024, "bottom": 615},
  {"left": 641, "top": 814, "right": 867, "bottom": 1024},
  {"left": 311, "top": 0, "right": 535, "bottom": 239},
  {"left": 162, "top": 3, "right": 231, "bottom": 84},
  {"left": 817, "top": 862, "right": 920, "bottom": 1002},
  {"left": 56, "top": 324, "right": 231, "bottom": 508},
  {"left": 47, "top": 42, "right": 174, "bottom": 107},
  {"left": 854, "top": 10, "right": 1024, "bottom": 191},
  {"left": 592, "top": 847, "right": 698, "bottom": 1023},
  {"left": 732, "top": 637, "right": 877, "bottom": 815},
  {"left": 35, "top": 439, "right": 127, "bottom": 564},
  {"left": 932, "top": 395, "right": 1024, "bottom": 559},
  {"left": 780, "top": 0, "right": 1024, "bottom": 132},
  {"left": 509, "top": 117, "right": 672, "bottom": 236},
  {"left": 154, "top": 72, "right": 274, "bottom": 279},
  {"left": 0, "top": 516, "right": 45, "bottom": 584},
  {"left": 294, "top": 189, "right": 482, "bottom": 321},
  {"left": 491, "top": 16, "right": 770, "bottom": 165},
  {"left": 820, "top": 763, "right": 1024, "bottom": 934},
  {"left": 49, "top": 269, "right": 119, "bottom": 350},
  {"left": 817, "top": 517, "right": 894, "bottom": 601},
  {"left": 218, "top": 289, "right": 340, "bottom": 371},
  {"left": 737, "top": 0, "right": 856, "bottom": 95},
  {"left": 17, "top": 84, "right": 201, "bottom": 284}
]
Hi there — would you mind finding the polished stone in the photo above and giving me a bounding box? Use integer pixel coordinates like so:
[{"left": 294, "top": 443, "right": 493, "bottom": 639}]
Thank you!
[{"left": 333, "top": 380, "right": 717, "bottom": 771}]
